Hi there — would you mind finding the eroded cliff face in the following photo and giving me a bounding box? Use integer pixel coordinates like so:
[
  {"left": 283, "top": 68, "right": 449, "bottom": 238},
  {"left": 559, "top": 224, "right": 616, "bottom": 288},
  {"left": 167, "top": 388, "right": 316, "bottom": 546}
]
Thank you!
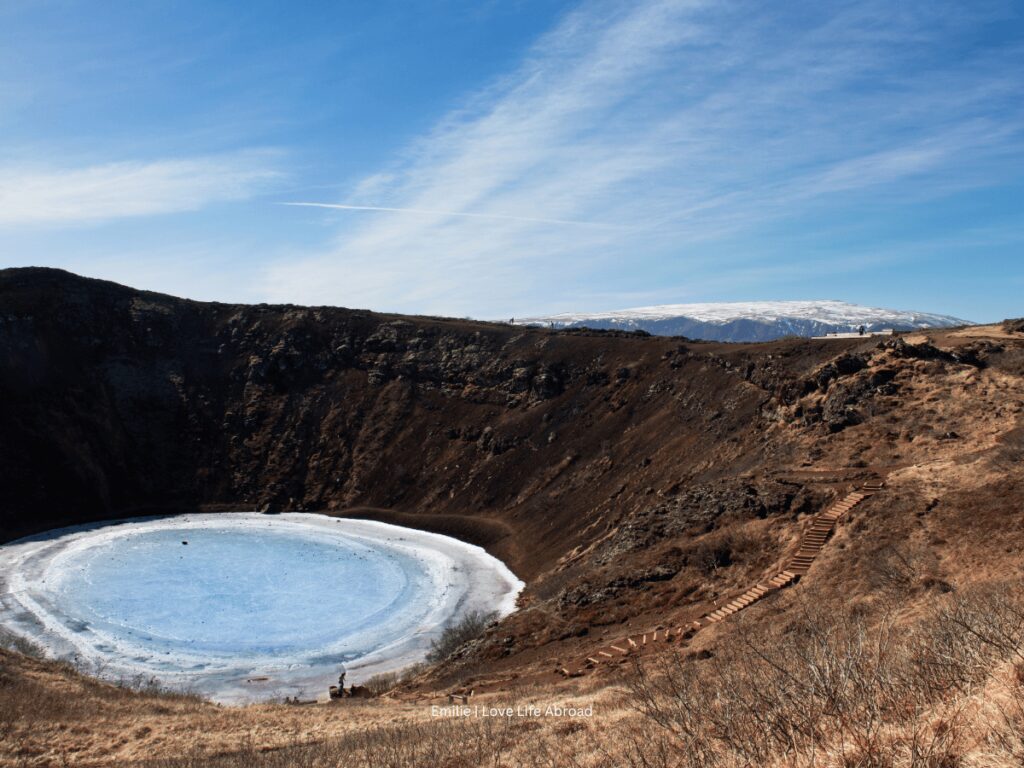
[
  {"left": 4, "top": 268, "right": 1020, "bottom": 673},
  {"left": 0, "top": 269, "right": 800, "bottom": 571}
]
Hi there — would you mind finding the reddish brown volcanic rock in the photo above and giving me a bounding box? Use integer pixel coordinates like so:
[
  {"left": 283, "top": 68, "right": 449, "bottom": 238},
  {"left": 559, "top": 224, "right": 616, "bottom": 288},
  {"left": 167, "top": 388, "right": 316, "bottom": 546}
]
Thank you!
[
  {"left": 2, "top": 267, "right": 1021, "bottom": 681},
  {"left": 0, "top": 268, "right": 792, "bottom": 565}
]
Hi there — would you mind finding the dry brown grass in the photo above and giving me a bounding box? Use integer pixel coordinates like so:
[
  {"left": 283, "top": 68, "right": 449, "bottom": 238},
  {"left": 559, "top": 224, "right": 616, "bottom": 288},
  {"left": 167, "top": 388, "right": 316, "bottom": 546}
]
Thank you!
[
  {"left": 2, "top": 333, "right": 1022, "bottom": 767},
  {"left": 0, "top": 648, "right": 436, "bottom": 767},
  {"left": 612, "top": 584, "right": 1024, "bottom": 768},
  {"left": 11, "top": 584, "right": 1024, "bottom": 767}
]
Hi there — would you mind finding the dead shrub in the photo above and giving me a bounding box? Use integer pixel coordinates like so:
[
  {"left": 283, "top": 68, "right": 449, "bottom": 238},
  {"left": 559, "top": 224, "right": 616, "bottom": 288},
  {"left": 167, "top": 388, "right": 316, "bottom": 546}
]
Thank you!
[
  {"left": 683, "top": 529, "right": 759, "bottom": 576},
  {"left": 867, "top": 543, "right": 940, "bottom": 595},
  {"left": 426, "top": 609, "right": 497, "bottom": 663},
  {"left": 361, "top": 662, "right": 428, "bottom": 696},
  {"left": 618, "top": 588, "right": 1024, "bottom": 767}
]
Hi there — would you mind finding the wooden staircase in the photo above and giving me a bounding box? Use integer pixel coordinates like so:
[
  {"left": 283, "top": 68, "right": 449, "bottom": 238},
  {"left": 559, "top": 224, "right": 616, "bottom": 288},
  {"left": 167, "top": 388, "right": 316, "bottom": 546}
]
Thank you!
[{"left": 561, "top": 482, "right": 880, "bottom": 676}]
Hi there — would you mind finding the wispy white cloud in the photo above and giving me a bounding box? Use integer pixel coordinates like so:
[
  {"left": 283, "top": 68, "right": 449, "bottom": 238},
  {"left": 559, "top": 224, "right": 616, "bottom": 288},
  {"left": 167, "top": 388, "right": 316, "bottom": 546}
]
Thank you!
[
  {"left": 0, "top": 151, "right": 281, "bottom": 227},
  {"left": 264, "top": 0, "right": 1024, "bottom": 316},
  {"left": 280, "top": 202, "right": 613, "bottom": 228}
]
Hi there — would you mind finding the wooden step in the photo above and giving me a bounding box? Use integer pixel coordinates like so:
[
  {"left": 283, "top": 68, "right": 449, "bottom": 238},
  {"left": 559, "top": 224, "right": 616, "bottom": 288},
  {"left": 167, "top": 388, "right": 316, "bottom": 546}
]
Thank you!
[{"left": 633, "top": 545, "right": 838, "bottom": 670}]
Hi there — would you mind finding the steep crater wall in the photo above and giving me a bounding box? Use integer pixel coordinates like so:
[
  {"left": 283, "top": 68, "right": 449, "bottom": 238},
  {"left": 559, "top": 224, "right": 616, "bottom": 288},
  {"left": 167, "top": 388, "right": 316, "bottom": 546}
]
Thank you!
[{"left": 0, "top": 269, "right": 843, "bottom": 582}]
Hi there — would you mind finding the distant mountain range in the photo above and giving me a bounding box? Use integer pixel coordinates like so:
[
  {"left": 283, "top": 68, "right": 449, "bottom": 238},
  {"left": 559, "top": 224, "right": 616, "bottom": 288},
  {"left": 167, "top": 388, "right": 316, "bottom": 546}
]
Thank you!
[{"left": 514, "top": 300, "right": 970, "bottom": 342}]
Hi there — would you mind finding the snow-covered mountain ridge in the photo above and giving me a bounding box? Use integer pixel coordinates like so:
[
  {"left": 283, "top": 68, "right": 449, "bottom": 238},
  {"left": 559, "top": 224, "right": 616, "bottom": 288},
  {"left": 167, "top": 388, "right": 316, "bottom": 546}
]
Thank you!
[{"left": 515, "top": 300, "right": 970, "bottom": 342}]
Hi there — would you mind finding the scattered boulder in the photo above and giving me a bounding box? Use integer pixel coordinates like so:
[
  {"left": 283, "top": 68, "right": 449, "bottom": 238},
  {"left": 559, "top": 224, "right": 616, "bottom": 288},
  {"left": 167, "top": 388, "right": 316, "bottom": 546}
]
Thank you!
[
  {"left": 329, "top": 684, "right": 373, "bottom": 699},
  {"left": 808, "top": 352, "right": 868, "bottom": 393},
  {"left": 881, "top": 337, "right": 985, "bottom": 367}
]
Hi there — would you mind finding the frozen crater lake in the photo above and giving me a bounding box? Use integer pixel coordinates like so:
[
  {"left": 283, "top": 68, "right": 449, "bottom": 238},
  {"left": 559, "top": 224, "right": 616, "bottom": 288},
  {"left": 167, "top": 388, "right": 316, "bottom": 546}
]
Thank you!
[{"left": 0, "top": 514, "right": 522, "bottom": 703}]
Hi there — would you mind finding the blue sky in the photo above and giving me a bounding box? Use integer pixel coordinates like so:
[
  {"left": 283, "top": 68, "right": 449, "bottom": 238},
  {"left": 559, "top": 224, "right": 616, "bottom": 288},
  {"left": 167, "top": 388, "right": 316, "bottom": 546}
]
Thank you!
[{"left": 0, "top": 0, "right": 1021, "bottom": 321}]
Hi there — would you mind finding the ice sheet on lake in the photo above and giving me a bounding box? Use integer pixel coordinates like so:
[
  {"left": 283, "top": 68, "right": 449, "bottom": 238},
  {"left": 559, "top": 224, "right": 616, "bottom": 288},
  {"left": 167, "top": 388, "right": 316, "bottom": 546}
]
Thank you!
[{"left": 0, "top": 514, "right": 523, "bottom": 703}]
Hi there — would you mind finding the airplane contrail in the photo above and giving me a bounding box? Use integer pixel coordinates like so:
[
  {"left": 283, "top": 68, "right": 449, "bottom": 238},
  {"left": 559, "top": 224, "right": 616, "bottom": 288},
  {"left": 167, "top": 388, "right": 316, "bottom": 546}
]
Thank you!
[{"left": 280, "top": 202, "right": 613, "bottom": 228}]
